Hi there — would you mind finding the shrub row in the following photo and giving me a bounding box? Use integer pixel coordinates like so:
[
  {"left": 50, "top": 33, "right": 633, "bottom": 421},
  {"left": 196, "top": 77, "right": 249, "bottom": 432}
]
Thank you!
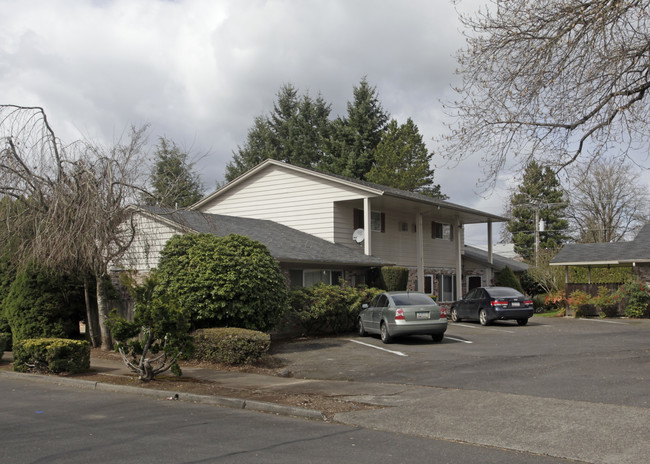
[
  {"left": 12, "top": 338, "right": 90, "bottom": 374},
  {"left": 287, "top": 283, "right": 382, "bottom": 335},
  {"left": 543, "top": 280, "right": 650, "bottom": 318},
  {"left": 192, "top": 328, "right": 270, "bottom": 365}
]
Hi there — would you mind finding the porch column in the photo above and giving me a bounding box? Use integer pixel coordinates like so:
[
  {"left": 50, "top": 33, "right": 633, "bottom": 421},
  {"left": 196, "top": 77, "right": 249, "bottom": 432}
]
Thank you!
[
  {"left": 487, "top": 220, "right": 493, "bottom": 264},
  {"left": 363, "top": 197, "right": 372, "bottom": 256},
  {"left": 416, "top": 212, "right": 424, "bottom": 292},
  {"left": 565, "top": 265, "right": 570, "bottom": 317},
  {"left": 456, "top": 219, "right": 463, "bottom": 299}
]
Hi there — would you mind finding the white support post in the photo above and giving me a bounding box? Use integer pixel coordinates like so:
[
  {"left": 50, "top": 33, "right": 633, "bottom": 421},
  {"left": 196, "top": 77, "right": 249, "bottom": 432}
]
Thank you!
[
  {"left": 363, "top": 197, "right": 371, "bottom": 256},
  {"left": 417, "top": 213, "right": 424, "bottom": 292}
]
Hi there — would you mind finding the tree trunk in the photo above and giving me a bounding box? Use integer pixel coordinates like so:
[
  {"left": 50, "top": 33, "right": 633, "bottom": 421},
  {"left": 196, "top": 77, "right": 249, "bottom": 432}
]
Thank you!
[
  {"left": 83, "top": 275, "right": 100, "bottom": 347},
  {"left": 96, "top": 276, "right": 113, "bottom": 351}
]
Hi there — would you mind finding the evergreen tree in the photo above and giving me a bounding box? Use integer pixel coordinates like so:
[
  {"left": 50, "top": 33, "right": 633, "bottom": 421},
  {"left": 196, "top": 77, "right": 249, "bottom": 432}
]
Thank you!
[
  {"left": 321, "top": 77, "right": 389, "bottom": 179},
  {"left": 148, "top": 138, "right": 204, "bottom": 208},
  {"left": 507, "top": 160, "right": 570, "bottom": 263},
  {"left": 225, "top": 84, "right": 332, "bottom": 181},
  {"left": 366, "top": 118, "right": 445, "bottom": 198}
]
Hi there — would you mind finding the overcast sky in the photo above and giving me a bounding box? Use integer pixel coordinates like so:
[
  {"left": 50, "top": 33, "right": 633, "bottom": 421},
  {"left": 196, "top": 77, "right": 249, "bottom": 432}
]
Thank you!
[{"left": 2, "top": 0, "right": 647, "bottom": 246}]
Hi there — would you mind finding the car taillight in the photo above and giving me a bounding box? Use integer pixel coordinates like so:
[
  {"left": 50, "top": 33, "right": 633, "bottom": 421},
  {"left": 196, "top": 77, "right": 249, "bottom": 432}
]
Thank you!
[
  {"left": 524, "top": 299, "right": 533, "bottom": 305},
  {"left": 395, "top": 308, "right": 406, "bottom": 320},
  {"left": 439, "top": 306, "right": 447, "bottom": 318},
  {"left": 491, "top": 300, "right": 509, "bottom": 307}
]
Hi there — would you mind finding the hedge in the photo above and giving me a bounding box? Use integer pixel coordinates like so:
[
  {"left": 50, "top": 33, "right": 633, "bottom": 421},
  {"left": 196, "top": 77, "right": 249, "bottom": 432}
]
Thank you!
[
  {"left": 192, "top": 328, "right": 270, "bottom": 365},
  {"left": 13, "top": 338, "right": 90, "bottom": 374}
]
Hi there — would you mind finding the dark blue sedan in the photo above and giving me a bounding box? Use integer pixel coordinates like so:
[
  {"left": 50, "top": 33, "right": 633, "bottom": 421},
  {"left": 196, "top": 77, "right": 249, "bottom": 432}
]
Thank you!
[{"left": 450, "top": 287, "right": 534, "bottom": 326}]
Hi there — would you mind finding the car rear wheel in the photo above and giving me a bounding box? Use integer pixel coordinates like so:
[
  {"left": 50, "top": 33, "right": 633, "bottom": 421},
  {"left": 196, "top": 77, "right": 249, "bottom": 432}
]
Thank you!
[
  {"left": 380, "top": 322, "right": 392, "bottom": 344},
  {"left": 479, "top": 308, "right": 491, "bottom": 326},
  {"left": 450, "top": 308, "right": 460, "bottom": 322},
  {"left": 517, "top": 318, "right": 529, "bottom": 326},
  {"left": 431, "top": 333, "right": 444, "bottom": 343},
  {"left": 358, "top": 318, "right": 367, "bottom": 336}
]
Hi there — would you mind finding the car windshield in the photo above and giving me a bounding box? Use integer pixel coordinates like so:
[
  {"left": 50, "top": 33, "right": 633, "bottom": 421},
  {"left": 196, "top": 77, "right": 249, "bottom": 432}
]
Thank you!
[
  {"left": 487, "top": 288, "right": 524, "bottom": 298},
  {"left": 391, "top": 293, "right": 435, "bottom": 306}
]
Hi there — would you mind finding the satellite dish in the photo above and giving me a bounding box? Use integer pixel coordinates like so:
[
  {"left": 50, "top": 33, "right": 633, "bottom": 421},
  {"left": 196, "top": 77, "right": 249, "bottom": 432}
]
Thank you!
[{"left": 353, "top": 228, "right": 365, "bottom": 243}]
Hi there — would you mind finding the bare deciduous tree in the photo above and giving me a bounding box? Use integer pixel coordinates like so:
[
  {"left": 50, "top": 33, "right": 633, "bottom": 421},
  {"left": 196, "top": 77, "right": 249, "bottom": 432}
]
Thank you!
[
  {"left": 0, "top": 105, "right": 149, "bottom": 350},
  {"left": 565, "top": 159, "right": 649, "bottom": 243},
  {"left": 442, "top": 0, "right": 650, "bottom": 188}
]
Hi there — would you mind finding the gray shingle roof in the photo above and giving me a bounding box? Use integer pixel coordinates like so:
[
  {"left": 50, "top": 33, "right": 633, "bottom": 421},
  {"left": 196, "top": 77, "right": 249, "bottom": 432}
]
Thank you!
[
  {"left": 550, "top": 223, "right": 650, "bottom": 266},
  {"left": 463, "top": 245, "right": 530, "bottom": 273},
  {"left": 138, "top": 206, "right": 391, "bottom": 267}
]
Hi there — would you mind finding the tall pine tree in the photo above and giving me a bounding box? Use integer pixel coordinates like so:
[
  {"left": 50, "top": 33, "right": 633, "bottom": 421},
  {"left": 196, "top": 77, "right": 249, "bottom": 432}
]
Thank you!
[
  {"left": 507, "top": 160, "right": 569, "bottom": 262},
  {"left": 225, "top": 84, "right": 332, "bottom": 181},
  {"left": 147, "top": 138, "right": 204, "bottom": 208},
  {"left": 366, "top": 118, "right": 445, "bottom": 198},
  {"left": 321, "top": 77, "right": 389, "bottom": 179}
]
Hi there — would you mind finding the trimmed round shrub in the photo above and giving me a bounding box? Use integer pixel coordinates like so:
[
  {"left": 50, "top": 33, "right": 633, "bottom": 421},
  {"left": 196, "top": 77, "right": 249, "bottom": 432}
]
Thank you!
[
  {"left": 495, "top": 266, "right": 524, "bottom": 293},
  {"left": 192, "top": 328, "right": 270, "bottom": 365},
  {"left": 13, "top": 338, "right": 90, "bottom": 374},
  {"left": 156, "top": 234, "right": 287, "bottom": 331},
  {"left": 2, "top": 264, "right": 85, "bottom": 341},
  {"left": 381, "top": 266, "right": 409, "bottom": 291}
]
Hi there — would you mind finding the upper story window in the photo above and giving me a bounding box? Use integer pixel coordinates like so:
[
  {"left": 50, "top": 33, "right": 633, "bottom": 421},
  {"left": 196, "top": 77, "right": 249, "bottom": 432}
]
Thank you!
[
  {"left": 354, "top": 208, "right": 385, "bottom": 233},
  {"left": 432, "top": 221, "right": 453, "bottom": 240}
]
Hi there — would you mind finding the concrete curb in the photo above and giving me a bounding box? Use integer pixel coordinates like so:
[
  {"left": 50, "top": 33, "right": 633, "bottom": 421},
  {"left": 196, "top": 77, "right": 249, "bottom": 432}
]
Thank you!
[{"left": 0, "top": 370, "right": 326, "bottom": 421}]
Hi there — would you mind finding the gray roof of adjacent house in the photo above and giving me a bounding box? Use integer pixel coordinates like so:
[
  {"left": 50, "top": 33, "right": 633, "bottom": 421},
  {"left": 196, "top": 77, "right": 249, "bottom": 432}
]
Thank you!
[
  {"left": 550, "top": 223, "right": 650, "bottom": 266},
  {"left": 137, "top": 206, "right": 391, "bottom": 267},
  {"left": 464, "top": 245, "right": 530, "bottom": 273}
]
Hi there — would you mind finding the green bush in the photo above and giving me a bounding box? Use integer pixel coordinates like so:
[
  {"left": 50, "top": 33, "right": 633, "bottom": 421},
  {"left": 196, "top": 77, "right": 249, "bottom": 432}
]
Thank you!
[
  {"left": 109, "top": 272, "right": 192, "bottom": 381},
  {"left": 156, "top": 234, "right": 287, "bottom": 331},
  {"left": 495, "top": 266, "right": 524, "bottom": 293},
  {"left": 532, "top": 294, "right": 547, "bottom": 313},
  {"left": 568, "top": 290, "right": 593, "bottom": 318},
  {"left": 288, "top": 283, "right": 382, "bottom": 335},
  {"left": 380, "top": 266, "right": 409, "bottom": 291},
  {"left": 2, "top": 263, "right": 84, "bottom": 341},
  {"left": 192, "top": 328, "right": 270, "bottom": 365},
  {"left": 591, "top": 286, "right": 620, "bottom": 317},
  {"left": 0, "top": 332, "right": 10, "bottom": 359},
  {"left": 13, "top": 338, "right": 90, "bottom": 374},
  {"left": 619, "top": 279, "right": 650, "bottom": 318}
]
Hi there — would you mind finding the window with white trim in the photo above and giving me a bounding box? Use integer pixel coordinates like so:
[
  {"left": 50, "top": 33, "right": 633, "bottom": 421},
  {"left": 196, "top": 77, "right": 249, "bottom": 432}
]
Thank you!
[{"left": 437, "top": 273, "right": 456, "bottom": 301}]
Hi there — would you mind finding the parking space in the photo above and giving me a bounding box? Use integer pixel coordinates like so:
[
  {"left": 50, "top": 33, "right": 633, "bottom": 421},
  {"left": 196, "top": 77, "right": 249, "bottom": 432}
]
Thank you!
[{"left": 273, "top": 317, "right": 650, "bottom": 408}]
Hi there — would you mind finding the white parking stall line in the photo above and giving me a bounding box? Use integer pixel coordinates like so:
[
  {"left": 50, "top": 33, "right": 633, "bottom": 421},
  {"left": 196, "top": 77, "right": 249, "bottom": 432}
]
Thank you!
[
  {"left": 452, "top": 323, "right": 515, "bottom": 334},
  {"left": 445, "top": 336, "right": 473, "bottom": 344},
  {"left": 348, "top": 339, "right": 408, "bottom": 357},
  {"left": 578, "top": 318, "right": 629, "bottom": 325}
]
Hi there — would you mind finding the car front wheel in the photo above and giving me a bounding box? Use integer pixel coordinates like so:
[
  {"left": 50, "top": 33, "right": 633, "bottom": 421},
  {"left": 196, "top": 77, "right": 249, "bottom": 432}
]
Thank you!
[
  {"left": 380, "top": 322, "right": 392, "bottom": 344},
  {"left": 450, "top": 308, "right": 460, "bottom": 322},
  {"left": 479, "top": 308, "right": 491, "bottom": 326}
]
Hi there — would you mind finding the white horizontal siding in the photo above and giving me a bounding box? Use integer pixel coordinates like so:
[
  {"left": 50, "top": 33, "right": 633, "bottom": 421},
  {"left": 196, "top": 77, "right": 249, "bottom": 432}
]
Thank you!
[
  {"left": 113, "top": 214, "right": 181, "bottom": 274},
  {"left": 334, "top": 204, "right": 460, "bottom": 268},
  {"left": 200, "top": 166, "right": 367, "bottom": 242}
]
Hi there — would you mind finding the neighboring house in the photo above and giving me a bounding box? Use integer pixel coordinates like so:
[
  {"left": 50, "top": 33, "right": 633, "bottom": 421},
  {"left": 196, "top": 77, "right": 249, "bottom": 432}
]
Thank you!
[
  {"left": 550, "top": 223, "right": 650, "bottom": 285},
  {"left": 117, "top": 160, "right": 512, "bottom": 303},
  {"left": 463, "top": 245, "right": 530, "bottom": 291}
]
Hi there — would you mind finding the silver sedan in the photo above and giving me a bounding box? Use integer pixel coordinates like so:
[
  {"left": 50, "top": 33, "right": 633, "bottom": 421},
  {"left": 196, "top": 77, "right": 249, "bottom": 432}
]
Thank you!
[{"left": 358, "top": 291, "right": 448, "bottom": 344}]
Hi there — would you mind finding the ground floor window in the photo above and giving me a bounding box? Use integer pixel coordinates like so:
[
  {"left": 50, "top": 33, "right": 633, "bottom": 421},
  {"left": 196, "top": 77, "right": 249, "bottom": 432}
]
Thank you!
[
  {"left": 291, "top": 269, "right": 344, "bottom": 288},
  {"left": 437, "top": 273, "right": 456, "bottom": 301}
]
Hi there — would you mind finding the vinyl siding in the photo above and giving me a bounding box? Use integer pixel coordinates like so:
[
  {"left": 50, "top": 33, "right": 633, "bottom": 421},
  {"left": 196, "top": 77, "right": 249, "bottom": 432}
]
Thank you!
[
  {"left": 335, "top": 203, "right": 460, "bottom": 268},
  {"left": 113, "top": 213, "right": 181, "bottom": 273},
  {"left": 199, "top": 165, "right": 367, "bottom": 242}
]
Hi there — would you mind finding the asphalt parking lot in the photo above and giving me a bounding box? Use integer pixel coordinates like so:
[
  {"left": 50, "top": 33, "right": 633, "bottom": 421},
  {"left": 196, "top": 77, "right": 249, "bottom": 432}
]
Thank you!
[{"left": 273, "top": 316, "right": 650, "bottom": 408}]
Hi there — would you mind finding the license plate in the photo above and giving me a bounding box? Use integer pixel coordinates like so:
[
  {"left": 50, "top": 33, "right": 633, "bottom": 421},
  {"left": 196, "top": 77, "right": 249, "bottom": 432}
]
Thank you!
[
  {"left": 416, "top": 312, "right": 430, "bottom": 319},
  {"left": 511, "top": 302, "right": 520, "bottom": 307}
]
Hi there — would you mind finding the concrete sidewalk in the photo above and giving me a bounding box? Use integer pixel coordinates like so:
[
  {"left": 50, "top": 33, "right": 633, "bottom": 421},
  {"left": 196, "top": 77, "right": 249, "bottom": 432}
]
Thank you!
[{"left": 3, "top": 354, "right": 650, "bottom": 463}]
